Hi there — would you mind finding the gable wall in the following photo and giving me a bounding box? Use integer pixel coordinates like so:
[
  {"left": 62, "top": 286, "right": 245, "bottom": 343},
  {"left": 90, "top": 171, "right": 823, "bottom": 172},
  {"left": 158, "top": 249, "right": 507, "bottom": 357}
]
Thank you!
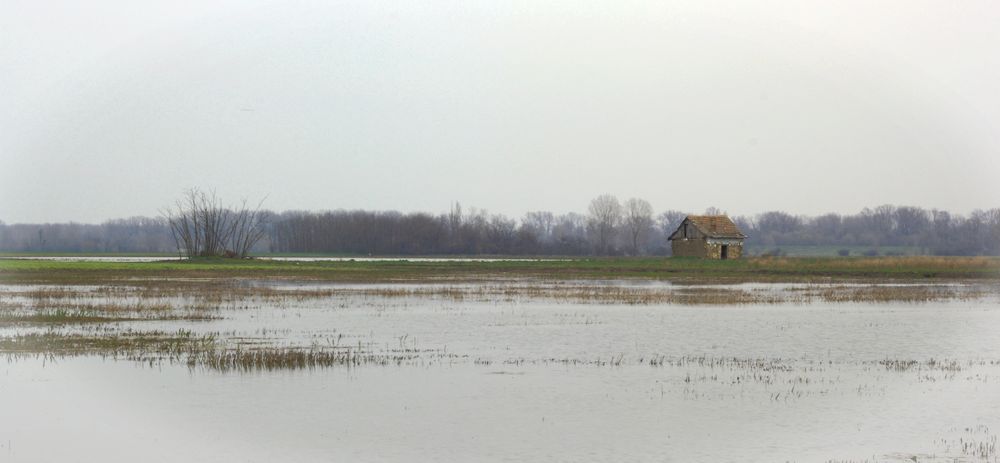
[{"left": 671, "top": 220, "right": 705, "bottom": 240}]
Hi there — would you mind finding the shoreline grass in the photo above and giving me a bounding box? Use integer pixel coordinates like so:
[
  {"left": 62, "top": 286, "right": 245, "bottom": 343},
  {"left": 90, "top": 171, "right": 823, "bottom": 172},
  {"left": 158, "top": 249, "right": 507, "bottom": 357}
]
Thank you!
[{"left": 1, "top": 256, "right": 997, "bottom": 284}]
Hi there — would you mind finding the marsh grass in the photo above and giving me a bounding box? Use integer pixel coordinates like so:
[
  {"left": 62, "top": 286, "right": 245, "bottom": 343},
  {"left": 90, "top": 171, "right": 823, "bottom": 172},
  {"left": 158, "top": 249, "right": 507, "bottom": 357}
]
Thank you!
[
  {"left": 4, "top": 326, "right": 1000, "bottom": 384},
  {"left": 190, "top": 346, "right": 431, "bottom": 372},
  {"left": 0, "top": 328, "right": 465, "bottom": 372},
  {"left": 926, "top": 425, "right": 1000, "bottom": 462},
  {"left": 790, "top": 284, "right": 994, "bottom": 303},
  {"left": 0, "top": 283, "right": 234, "bottom": 326},
  {"left": 877, "top": 358, "right": 963, "bottom": 372},
  {"left": 0, "top": 309, "right": 149, "bottom": 324},
  {"left": 4, "top": 281, "right": 993, "bottom": 326},
  {"left": 246, "top": 281, "right": 995, "bottom": 305},
  {"left": 0, "top": 293, "right": 222, "bottom": 325},
  {"left": 0, "top": 309, "right": 219, "bottom": 324},
  {"left": 130, "top": 280, "right": 995, "bottom": 305},
  {"left": 0, "top": 329, "right": 216, "bottom": 357},
  {"left": 2, "top": 275, "right": 1000, "bottom": 373}
]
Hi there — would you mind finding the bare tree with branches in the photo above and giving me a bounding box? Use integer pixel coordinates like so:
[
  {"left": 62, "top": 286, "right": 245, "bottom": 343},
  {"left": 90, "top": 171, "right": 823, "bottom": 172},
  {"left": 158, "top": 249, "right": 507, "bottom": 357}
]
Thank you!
[
  {"left": 587, "top": 194, "right": 622, "bottom": 255},
  {"left": 225, "top": 198, "right": 270, "bottom": 258},
  {"left": 623, "top": 197, "right": 653, "bottom": 256},
  {"left": 163, "top": 188, "right": 268, "bottom": 258}
]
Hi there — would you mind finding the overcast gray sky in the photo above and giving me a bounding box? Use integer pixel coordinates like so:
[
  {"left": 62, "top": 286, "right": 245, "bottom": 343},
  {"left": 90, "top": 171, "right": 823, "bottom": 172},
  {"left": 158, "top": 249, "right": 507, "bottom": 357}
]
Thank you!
[{"left": 2, "top": 0, "right": 998, "bottom": 223}]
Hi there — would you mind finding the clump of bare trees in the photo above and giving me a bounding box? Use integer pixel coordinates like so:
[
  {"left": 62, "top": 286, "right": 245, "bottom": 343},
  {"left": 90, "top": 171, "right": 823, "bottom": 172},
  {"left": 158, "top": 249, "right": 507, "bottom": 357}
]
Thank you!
[
  {"left": 162, "top": 189, "right": 268, "bottom": 258},
  {"left": 585, "top": 195, "right": 657, "bottom": 256}
]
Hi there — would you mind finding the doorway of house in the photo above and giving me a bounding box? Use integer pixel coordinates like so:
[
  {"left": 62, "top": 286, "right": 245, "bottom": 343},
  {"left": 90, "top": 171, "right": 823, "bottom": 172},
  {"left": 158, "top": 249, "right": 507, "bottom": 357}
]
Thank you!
[{"left": 721, "top": 245, "right": 729, "bottom": 260}]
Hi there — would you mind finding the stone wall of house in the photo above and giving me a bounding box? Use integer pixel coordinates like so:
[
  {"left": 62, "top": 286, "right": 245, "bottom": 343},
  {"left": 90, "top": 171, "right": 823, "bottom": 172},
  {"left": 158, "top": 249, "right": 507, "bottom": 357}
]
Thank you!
[
  {"left": 672, "top": 239, "right": 743, "bottom": 259},
  {"left": 704, "top": 242, "right": 743, "bottom": 259},
  {"left": 728, "top": 243, "right": 743, "bottom": 259},
  {"left": 672, "top": 239, "right": 709, "bottom": 257},
  {"left": 705, "top": 242, "right": 722, "bottom": 259}
]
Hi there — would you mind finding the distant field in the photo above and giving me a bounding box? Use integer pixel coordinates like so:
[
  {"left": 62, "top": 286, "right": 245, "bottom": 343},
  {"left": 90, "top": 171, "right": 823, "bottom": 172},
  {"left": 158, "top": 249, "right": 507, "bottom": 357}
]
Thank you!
[
  {"left": 744, "top": 245, "right": 925, "bottom": 257},
  {"left": 0, "top": 251, "right": 178, "bottom": 257},
  {"left": 1, "top": 255, "right": 997, "bottom": 283}
]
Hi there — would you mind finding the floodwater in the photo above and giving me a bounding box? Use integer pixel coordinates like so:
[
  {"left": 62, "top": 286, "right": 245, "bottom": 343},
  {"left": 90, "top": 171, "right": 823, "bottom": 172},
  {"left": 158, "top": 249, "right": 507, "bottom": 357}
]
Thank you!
[{"left": 1, "top": 281, "right": 999, "bottom": 462}]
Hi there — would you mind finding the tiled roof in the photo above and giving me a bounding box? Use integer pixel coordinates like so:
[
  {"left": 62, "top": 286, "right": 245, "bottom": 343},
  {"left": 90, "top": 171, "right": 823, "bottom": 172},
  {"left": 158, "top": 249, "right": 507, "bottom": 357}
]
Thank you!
[{"left": 685, "top": 215, "right": 745, "bottom": 239}]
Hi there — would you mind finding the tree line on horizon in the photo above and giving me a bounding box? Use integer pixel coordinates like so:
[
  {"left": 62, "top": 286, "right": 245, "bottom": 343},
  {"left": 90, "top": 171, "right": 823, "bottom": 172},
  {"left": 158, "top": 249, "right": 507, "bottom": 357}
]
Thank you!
[{"left": 1, "top": 196, "right": 998, "bottom": 257}]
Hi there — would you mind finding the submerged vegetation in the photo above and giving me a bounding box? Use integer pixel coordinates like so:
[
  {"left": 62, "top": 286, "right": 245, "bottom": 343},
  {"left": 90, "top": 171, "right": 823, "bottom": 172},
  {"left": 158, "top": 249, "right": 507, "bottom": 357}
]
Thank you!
[
  {"left": 0, "top": 329, "right": 216, "bottom": 357},
  {"left": 1, "top": 272, "right": 998, "bottom": 373},
  {"left": 0, "top": 330, "right": 444, "bottom": 371},
  {"left": 1, "top": 274, "right": 996, "bottom": 315}
]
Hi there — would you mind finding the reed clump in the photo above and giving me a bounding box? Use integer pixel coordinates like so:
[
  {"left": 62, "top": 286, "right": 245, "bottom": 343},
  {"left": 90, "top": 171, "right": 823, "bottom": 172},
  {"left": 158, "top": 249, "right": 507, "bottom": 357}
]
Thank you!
[
  {"left": 876, "top": 358, "right": 963, "bottom": 372},
  {"left": 0, "top": 309, "right": 147, "bottom": 324},
  {"left": 191, "top": 347, "right": 424, "bottom": 372},
  {"left": 0, "top": 329, "right": 216, "bottom": 358},
  {"left": 0, "top": 328, "right": 463, "bottom": 372}
]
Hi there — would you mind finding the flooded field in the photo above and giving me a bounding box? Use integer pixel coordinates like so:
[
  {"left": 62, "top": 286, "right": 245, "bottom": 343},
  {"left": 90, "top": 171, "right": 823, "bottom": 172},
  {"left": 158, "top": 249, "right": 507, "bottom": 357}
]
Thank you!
[{"left": 1, "top": 278, "right": 999, "bottom": 462}]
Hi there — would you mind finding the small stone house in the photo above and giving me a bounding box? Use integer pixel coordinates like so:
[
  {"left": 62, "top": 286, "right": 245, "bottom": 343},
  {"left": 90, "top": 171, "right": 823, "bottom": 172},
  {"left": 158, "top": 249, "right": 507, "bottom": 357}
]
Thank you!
[{"left": 668, "top": 215, "right": 746, "bottom": 259}]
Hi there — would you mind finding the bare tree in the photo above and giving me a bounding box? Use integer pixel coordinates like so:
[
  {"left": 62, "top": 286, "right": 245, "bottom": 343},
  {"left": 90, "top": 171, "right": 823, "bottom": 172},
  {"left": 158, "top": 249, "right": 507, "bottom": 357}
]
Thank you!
[
  {"left": 523, "top": 211, "right": 555, "bottom": 243},
  {"left": 226, "top": 198, "right": 270, "bottom": 258},
  {"left": 551, "top": 213, "right": 588, "bottom": 254},
  {"left": 587, "top": 194, "right": 622, "bottom": 255},
  {"left": 163, "top": 188, "right": 268, "bottom": 258},
  {"left": 623, "top": 198, "right": 653, "bottom": 256},
  {"left": 486, "top": 214, "right": 517, "bottom": 254},
  {"left": 658, "top": 210, "right": 688, "bottom": 236},
  {"left": 447, "top": 202, "right": 463, "bottom": 246}
]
